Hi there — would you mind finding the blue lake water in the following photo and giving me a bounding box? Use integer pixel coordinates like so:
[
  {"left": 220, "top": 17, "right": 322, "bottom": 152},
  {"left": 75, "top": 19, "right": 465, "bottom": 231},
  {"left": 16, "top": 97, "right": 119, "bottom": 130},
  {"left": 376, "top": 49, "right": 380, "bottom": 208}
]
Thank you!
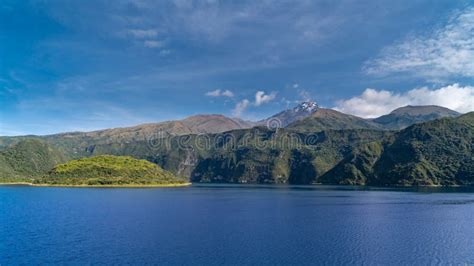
[{"left": 1, "top": 184, "right": 474, "bottom": 265}]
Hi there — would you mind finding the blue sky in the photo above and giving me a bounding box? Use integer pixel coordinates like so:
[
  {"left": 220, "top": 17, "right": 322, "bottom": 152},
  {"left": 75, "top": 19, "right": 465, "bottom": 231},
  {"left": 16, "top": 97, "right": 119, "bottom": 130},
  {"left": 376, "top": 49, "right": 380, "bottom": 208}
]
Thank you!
[{"left": 1, "top": 0, "right": 473, "bottom": 135}]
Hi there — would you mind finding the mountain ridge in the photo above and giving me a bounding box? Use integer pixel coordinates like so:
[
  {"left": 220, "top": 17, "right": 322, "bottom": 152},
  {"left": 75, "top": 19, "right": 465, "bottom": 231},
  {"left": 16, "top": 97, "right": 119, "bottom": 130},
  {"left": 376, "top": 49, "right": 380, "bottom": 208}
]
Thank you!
[
  {"left": 372, "top": 105, "right": 460, "bottom": 130},
  {"left": 1, "top": 103, "right": 463, "bottom": 141},
  {"left": 287, "top": 108, "right": 383, "bottom": 132}
]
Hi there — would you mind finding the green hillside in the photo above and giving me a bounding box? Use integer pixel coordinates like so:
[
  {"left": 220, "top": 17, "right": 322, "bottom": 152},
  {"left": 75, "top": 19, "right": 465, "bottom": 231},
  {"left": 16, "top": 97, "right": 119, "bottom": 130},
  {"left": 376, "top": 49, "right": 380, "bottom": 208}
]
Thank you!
[
  {"left": 61, "top": 126, "right": 390, "bottom": 184},
  {"left": 0, "top": 139, "right": 67, "bottom": 182},
  {"left": 321, "top": 113, "right": 474, "bottom": 186},
  {"left": 36, "top": 155, "right": 188, "bottom": 186},
  {"left": 373, "top": 113, "right": 474, "bottom": 186},
  {"left": 0, "top": 155, "right": 18, "bottom": 181}
]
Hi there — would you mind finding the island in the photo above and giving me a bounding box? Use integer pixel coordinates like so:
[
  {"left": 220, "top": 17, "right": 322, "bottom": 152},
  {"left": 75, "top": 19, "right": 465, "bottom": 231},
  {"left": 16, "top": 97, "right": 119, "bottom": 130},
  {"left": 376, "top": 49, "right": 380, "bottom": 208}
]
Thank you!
[{"left": 2, "top": 154, "right": 190, "bottom": 187}]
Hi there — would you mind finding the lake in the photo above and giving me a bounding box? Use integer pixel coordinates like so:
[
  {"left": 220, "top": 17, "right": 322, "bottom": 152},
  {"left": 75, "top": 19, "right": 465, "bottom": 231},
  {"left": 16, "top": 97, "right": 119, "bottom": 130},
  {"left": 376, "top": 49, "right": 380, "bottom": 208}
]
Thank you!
[{"left": 1, "top": 184, "right": 474, "bottom": 265}]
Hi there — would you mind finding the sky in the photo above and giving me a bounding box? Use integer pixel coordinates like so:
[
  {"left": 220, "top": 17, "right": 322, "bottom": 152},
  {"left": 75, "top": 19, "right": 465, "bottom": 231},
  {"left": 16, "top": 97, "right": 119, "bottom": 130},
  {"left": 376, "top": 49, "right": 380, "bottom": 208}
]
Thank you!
[{"left": 1, "top": 0, "right": 473, "bottom": 136}]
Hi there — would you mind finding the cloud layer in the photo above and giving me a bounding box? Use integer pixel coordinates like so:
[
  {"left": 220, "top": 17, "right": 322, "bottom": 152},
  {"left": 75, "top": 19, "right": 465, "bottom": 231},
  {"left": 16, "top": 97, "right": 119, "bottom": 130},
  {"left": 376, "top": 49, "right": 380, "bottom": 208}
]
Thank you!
[
  {"left": 364, "top": 7, "right": 474, "bottom": 79},
  {"left": 334, "top": 84, "right": 474, "bottom": 118}
]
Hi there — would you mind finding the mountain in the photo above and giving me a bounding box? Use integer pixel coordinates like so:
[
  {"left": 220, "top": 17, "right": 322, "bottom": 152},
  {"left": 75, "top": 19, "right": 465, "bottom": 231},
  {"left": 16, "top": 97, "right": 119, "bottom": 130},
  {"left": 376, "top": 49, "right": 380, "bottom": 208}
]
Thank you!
[
  {"left": 258, "top": 101, "right": 319, "bottom": 128},
  {"left": 0, "top": 114, "right": 256, "bottom": 158},
  {"left": 1, "top": 105, "right": 473, "bottom": 187},
  {"left": 372, "top": 112, "right": 474, "bottom": 186},
  {"left": 321, "top": 112, "right": 474, "bottom": 186},
  {"left": 0, "top": 139, "right": 66, "bottom": 181},
  {"left": 189, "top": 112, "right": 474, "bottom": 185},
  {"left": 53, "top": 114, "right": 255, "bottom": 140},
  {"left": 373, "top": 105, "right": 460, "bottom": 130},
  {"left": 1, "top": 114, "right": 473, "bottom": 186},
  {"left": 2, "top": 104, "right": 460, "bottom": 154},
  {"left": 35, "top": 155, "right": 188, "bottom": 186},
  {"left": 269, "top": 103, "right": 459, "bottom": 131},
  {"left": 286, "top": 108, "right": 383, "bottom": 132},
  {"left": 188, "top": 128, "right": 392, "bottom": 184},
  {"left": 73, "top": 125, "right": 392, "bottom": 183}
]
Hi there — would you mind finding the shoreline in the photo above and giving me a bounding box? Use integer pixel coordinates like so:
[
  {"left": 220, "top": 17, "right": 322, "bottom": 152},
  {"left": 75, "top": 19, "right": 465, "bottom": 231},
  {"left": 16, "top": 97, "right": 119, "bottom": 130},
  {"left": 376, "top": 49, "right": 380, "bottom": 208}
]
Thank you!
[
  {"left": 0, "top": 182, "right": 192, "bottom": 188},
  {"left": 1, "top": 182, "right": 471, "bottom": 189}
]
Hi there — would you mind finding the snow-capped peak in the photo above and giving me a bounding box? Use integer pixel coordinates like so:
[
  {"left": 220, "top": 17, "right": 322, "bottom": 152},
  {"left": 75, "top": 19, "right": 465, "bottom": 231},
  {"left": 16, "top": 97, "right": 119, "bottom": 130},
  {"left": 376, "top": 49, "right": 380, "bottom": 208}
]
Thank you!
[{"left": 293, "top": 101, "right": 318, "bottom": 113}]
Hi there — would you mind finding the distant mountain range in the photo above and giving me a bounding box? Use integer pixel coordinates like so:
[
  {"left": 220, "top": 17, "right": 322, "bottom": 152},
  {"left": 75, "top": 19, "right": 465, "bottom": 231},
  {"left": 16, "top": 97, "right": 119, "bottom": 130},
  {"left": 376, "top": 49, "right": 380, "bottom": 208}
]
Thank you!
[
  {"left": 0, "top": 102, "right": 460, "bottom": 143},
  {"left": 56, "top": 114, "right": 253, "bottom": 139},
  {"left": 1, "top": 103, "right": 472, "bottom": 186},
  {"left": 372, "top": 105, "right": 460, "bottom": 130}
]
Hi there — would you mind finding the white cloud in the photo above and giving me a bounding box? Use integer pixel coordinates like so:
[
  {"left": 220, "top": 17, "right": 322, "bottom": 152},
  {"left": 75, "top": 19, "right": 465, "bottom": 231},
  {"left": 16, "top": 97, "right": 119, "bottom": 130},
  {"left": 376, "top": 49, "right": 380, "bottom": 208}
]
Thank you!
[
  {"left": 159, "top": 49, "right": 171, "bottom": 56},
  {"left": 205, "top": 89, "right": 234, "bottom": 97},
  {"left": 232, "top": 99, "right": 250, "bottom": 117},
  {"left": 334, "top": 84, "right": 474, "bottom": 118},
  {"left": 364, "top": 7, "right": 474, "bottom": 79},
  {"left": 120, "top": 29, "right": 167, "bottom": 50},
  {"left": 206, "top": 89, "right": 221, "bottom": 97},
  {"left": 232, "top": 91, "right": 277, "bottom": 117},
  {"left": 221, "top": 89, "right": 234, "bottom": 97},
  {"left": 127, "top": 29, "right": 159, "bottom": 39},
  {"left": 254, "top": 91, "right": 276, "bottom": 106},
  {"left": 143, "top": 40, "right": 165, "bottom": 48}
]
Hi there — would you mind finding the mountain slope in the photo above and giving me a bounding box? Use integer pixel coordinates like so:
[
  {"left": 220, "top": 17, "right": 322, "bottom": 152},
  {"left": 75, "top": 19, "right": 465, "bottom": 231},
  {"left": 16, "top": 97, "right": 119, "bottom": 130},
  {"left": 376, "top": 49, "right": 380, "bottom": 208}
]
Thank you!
[
  {"left": 76, "top": 126, "right": 392, "bottom": 184},
  {"left": 259, "top": 101, "right": 319, "bottom": 127},
  {"left": 189, "top": 129, "right": 391, "bottom": 184},
  {"left": 321, "top": 113, "right": 474, "bottom": 186},
  {"left": 286, "top": 108, "right": 383, "bottom": 132},
  {"left": 373, "top": 105, "right": 460, "bottom": 130},
  {"left": 0, "top": 139, "right": 67, "bottom": 181},
  {"left": 318, "top": 141, "right": 387, "bottom": 185},
  {"left": 372, "top": 112, "right": 474, "bottom": 186},
  {"left": 0, "top": 155, "right": 17, "bottom": 181}
]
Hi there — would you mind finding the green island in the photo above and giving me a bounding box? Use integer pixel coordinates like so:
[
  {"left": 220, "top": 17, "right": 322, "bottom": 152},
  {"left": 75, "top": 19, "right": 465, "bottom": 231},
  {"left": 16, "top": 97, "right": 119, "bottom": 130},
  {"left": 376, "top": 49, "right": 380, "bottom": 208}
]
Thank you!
[{"left": 1, "top": 154, "right": 190, "bottom": 187}]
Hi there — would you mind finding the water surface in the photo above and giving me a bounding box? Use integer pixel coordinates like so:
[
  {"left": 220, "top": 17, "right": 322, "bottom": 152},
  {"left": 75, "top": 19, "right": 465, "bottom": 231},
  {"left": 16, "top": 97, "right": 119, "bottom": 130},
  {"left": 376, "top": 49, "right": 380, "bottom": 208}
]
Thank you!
[{"left": 1, "top": 184, "right": 474, "bottom": 265}]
